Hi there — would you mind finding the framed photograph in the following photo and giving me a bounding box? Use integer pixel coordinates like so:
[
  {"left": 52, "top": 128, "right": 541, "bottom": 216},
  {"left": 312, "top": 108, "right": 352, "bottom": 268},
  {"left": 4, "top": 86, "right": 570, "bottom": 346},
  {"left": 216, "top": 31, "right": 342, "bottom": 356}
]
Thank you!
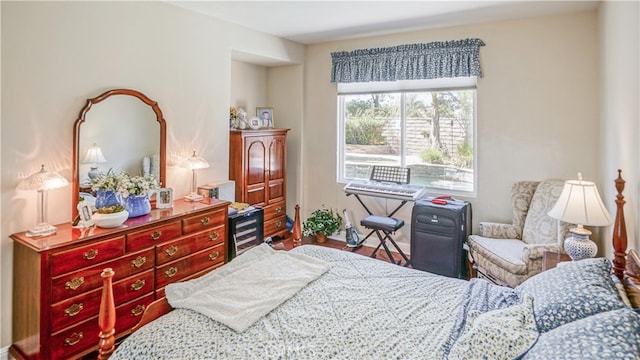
[
  {"left": 248, "top": 117, "right": 261, "bottom": 130},
  {"left": 76, "top": 201, "right": 94, "bottom": 227},
  {"left": 256, "top": 107, "right": 274, "bottom": 128},
  {"left": 157, "top": 188, "right": 174, "bottom": 209}
]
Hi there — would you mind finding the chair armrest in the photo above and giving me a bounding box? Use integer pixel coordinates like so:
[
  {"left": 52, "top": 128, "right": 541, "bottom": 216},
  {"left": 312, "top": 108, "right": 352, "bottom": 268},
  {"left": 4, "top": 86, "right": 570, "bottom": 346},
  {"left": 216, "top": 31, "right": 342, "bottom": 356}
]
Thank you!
[
  {"left": 479, "top": 222, "right": 521, "bottom": 239},
  {"left": 522, "top": 243, "right": 563, "bottom": 260}
]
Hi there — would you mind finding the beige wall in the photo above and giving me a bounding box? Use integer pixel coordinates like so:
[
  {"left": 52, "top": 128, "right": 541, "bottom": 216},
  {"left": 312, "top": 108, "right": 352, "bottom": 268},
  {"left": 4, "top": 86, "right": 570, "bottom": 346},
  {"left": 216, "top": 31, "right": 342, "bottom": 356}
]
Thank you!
[
  {"left": 598, "top": 0, "right": 640, "bottom": 256},
  {"left": 0, "top": 1, "right": 303, "bottom": 348},
  {"left": 302, "top": 11, "right": 601, "bottom": 251},
  {"left": 267, "top": 66, "right": 305, "bottom": 215},
  {"left": 230, "top": 60, "right": 268, "bottom": 124}
]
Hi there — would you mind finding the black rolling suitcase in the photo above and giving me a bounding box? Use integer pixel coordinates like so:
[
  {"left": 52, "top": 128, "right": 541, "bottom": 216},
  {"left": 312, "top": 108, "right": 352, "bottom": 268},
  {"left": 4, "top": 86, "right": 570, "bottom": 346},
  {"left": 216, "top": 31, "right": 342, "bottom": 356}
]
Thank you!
[{"left": 410, "top": 196, "right": 471, "bottom": 279}]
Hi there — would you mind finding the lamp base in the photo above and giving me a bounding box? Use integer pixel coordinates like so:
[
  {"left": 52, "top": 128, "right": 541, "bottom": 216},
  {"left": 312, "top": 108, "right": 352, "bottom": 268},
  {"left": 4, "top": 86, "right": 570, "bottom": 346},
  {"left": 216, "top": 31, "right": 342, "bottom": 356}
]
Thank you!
[
  {"left": 88, "top": 167, "right": 100, "bottom": 180},
  {"left": 25, "top": 223, "right": 57, "bottom": 237},
  {"left": 564, "top": 227, "right": 597, "bottom": 261},
  {"left": 184, "top": 193, "right": 204, "bottom": 202}
]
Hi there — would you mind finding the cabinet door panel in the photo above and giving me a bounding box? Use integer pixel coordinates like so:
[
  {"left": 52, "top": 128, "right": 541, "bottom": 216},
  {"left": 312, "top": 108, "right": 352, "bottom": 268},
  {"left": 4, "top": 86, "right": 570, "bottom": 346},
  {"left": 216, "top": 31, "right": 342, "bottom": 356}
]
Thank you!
[
  {"left": 246, "top": 138, "right": 266, "bottom": 187},
  {"left": 268, "top": 179, "right": 285, "bottom": 203},
  {"left": 246, "top": 187, "right": 266, "bottom": 206},
  {"left": 268, "top": 136, "right": 286, "bottom": 182}
]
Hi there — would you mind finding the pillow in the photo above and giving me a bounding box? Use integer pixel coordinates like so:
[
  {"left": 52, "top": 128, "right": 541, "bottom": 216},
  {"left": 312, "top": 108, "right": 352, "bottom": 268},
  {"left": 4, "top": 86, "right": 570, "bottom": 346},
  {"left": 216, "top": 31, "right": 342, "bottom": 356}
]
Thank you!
[
  {"left": 515, "top": 257, "right": 626, "bottom": 332},
  {"left": 522, "top": 308, "right": 640, "bottom": 360},
  {"left": 448, "top": 295, "right": 538, "bottom": 360}
]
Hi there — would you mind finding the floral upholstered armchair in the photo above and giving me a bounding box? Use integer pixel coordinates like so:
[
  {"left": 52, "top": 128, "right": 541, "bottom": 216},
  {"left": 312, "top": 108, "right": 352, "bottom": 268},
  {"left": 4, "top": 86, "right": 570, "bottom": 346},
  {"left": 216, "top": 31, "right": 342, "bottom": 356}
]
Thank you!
[{"left": 468, "top": 179, "right": 573, "bottom": 287}]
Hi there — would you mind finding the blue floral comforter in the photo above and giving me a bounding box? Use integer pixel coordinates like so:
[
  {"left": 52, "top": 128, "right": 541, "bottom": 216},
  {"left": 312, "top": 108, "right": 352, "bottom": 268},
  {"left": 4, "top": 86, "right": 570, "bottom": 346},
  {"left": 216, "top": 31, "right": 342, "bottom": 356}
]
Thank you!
[{"left": 111, "top": 245, "right": 517, "bottom": 359}]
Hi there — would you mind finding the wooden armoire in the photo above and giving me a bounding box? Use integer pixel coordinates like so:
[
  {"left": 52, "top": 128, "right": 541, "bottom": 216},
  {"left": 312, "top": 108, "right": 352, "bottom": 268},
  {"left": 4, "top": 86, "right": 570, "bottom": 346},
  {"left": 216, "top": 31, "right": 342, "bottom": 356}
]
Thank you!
[{"left": 229, "top": 128, "right": 290, "bottom": 239}]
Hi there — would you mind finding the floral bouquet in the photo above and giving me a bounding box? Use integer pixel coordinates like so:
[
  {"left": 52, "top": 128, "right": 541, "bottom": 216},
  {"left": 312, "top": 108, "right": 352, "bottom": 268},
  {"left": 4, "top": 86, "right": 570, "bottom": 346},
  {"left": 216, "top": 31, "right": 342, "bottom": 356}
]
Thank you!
[
  {"left": 90, "top": 169, "right": 127, "bottom": 192},
  {"left": 118, "top": 174, "right": 160, "bottom": 198}
]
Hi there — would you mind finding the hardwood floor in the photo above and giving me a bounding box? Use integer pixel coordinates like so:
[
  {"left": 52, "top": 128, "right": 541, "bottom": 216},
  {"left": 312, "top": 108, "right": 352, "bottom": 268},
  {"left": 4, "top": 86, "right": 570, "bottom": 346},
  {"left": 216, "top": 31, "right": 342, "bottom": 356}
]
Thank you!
[{"left": 273, "top": 236, "right": 407, "bottom": 265}]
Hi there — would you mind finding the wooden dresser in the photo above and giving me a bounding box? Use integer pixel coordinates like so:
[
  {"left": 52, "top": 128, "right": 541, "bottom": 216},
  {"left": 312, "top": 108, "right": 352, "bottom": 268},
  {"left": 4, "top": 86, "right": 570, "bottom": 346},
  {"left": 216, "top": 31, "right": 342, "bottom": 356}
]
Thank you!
[
  {"left": 10, "top": 199, "right": 229, "bottom": 360},
  {"left": 229, "top": 128, "right": 290, "bottom": 239}
]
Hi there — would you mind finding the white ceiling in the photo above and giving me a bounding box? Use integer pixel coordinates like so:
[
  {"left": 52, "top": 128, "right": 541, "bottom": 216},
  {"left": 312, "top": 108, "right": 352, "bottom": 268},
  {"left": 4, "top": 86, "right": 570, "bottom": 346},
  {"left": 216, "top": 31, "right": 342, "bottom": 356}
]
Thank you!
[{"left": 168, "top": 1, "right": 599, "bottom": 44}]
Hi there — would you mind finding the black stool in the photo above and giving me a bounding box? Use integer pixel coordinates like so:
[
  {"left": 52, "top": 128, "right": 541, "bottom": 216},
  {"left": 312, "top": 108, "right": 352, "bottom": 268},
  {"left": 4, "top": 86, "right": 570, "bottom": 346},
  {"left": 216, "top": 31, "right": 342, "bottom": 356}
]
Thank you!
[{"left": 360, "top": 215, "right": 409, "bottom": 265}]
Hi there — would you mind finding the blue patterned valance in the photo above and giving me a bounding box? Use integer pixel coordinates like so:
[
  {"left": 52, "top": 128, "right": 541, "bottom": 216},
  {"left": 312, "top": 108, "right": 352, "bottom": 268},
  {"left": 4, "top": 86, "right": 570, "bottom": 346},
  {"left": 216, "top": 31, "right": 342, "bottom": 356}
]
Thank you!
[{"left": 331, "top": 38, "right": 485, "bottom": 83}]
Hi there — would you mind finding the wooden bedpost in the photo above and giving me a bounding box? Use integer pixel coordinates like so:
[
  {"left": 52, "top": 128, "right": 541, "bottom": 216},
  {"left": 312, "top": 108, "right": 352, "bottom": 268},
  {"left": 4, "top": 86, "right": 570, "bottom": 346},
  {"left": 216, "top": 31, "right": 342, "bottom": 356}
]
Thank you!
[
  {"left": 612, "top": 170, "right": 628, "bottom": 280},
  {"left": 293, "top": 204, "right": 302, "bottom": 247},
  {"left": 98, "top": 268, "right": 116, "bottom": 359}
]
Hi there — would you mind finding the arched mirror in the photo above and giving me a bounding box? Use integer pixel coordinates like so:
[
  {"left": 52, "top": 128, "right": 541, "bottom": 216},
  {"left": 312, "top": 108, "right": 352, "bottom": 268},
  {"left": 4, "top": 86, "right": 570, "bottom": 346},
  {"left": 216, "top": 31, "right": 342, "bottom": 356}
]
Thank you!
[{"left": 72, "top": 89, "right": 166, "bottom": 217}]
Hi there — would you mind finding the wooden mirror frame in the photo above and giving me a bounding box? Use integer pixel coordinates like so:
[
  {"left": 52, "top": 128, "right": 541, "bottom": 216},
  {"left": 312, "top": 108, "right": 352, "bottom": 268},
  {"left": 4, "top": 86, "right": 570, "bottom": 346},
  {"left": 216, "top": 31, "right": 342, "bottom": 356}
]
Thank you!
[{"left": 72, "top": 89, "right": 167, "bottom": 218}]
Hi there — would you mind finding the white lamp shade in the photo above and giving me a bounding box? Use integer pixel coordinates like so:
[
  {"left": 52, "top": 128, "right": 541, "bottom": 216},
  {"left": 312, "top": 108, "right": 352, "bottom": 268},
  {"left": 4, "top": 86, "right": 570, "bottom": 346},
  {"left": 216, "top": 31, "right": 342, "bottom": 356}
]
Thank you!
[
  {"left": 547, "top": 177, "right": 612, "bottom": 226},
  {"left": 17, "top": 164, "right": 69, "bottom": 191},
  {"left": 183, "top": 151, "right": 210, "bottom": 170},
  {"left": 83, "top": 143, "right": 107, "bottom": 164}
]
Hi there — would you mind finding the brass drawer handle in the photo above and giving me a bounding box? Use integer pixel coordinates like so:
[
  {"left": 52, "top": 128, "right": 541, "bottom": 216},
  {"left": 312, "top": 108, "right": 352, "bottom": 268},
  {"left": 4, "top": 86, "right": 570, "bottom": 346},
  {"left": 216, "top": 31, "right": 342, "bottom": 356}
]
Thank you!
[
  {"left": 83, "top": 249, "right": 98, "bottom": 260},
  {"left": 209, "top": 232, "right": 219, "bottom": 241},
  {"left": 64, "top": 332, "right": 83, "bottom": 347},
  {"left": 65, "top": 277, "right": 85, "bottom": 291},
  {"left": 276, "top": 221, "right": 283, "bottom": 228},
  {"left": 131, "top": 304, "right": 146, "bottom": 317},
  {"left": 150, "top": 230, "right": 162, "bottom": 240},
  {"left": 208, "top": 251, "right": 219, "bottom": 261},
  {"left": 275, "top": 206, "right": 282, "bottom": 213},
  {"left": 165, "top": 267, "right": 178, "bottom": 278},
  {"left": 200, "top": 216, "right": 210, "bottom": 226},
  {"left": 130, "top": 279, "right": 146, "bottom": 291},
  {"left": 64, "top": 303, "right": 84, "bottom": 317},
  {"left": 165, "top": 245, "right": 178, "bottom": 256},
  {"left": 131, "top": 256, "right": 146, "bottom": 268}
]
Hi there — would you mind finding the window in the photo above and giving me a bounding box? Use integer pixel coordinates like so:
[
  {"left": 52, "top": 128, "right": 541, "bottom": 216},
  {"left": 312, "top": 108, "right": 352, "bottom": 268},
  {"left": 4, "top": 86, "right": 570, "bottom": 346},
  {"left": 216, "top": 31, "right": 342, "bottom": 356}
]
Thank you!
[{"left": 337, "top": 80, "right": 476, "bottom": 194}]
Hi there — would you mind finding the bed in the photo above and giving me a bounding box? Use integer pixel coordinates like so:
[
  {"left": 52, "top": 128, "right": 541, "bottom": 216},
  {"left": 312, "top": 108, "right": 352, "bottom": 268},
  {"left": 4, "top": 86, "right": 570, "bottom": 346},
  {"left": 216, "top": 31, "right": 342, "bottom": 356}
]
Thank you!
[{"left": 97, "top": 172, "right": 640, "bottom": 359}]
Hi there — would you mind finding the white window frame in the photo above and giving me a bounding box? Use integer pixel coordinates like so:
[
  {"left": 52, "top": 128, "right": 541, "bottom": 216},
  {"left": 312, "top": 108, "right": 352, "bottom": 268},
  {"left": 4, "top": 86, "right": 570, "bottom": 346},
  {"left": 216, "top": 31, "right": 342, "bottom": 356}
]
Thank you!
[{"left": 337, "top": 77, "right": 478, "bottom": 197}]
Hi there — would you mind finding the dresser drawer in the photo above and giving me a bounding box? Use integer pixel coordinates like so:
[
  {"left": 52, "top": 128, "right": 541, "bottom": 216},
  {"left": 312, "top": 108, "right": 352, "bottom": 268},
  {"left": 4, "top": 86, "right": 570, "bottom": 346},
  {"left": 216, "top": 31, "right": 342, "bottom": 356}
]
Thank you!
[
  {"left": 51, "top": 287, "right": 102, "bottom": 334},
  {"left": 50, "top": 316, "right": 99, "bottom": 360},
  {"left": 264, "top": 215, "right": 287, "bottom": 236},
  {"left": 156, "top": 225, "right": 225, "bottom": 265},
  {"left": 155, "top": 243, "right": 225, "bottom": 289},
  {"left": 182, "top": 207, "right": 226, "bottom": 234},
  {"left": 49, "top": 293, "right": 155, "bottom": 360},
  {"left": 112, "top": 269, "right": 154, "bottom": 305},
  {"left": 51, "top": 248, "right": 154, "bottom": 303},
  {"left": 126, "top": 221, "right": 182, "bottom": 252},
  {"left": 51, "top": 267, "right": 154, "bottom": 334},
  {"left": 51, "top": 237, "right": 125, "bottom": 277},
  {"left": 263, "top": 201, "right": 286, "bottom": 221},
  {"left": 114, "top": 293, "right": 155, "bottom": 336}
]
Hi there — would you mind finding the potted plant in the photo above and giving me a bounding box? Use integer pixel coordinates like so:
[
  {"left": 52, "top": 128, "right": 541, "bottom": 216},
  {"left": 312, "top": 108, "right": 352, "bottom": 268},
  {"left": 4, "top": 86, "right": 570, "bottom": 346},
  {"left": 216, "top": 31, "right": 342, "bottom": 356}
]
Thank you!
[
  {"left": 118, "top": 174, "right": 160, "bottom": 218},
  {"left": 302, "top": 207, "right": 343, "bottom": 243},
  {"left": 90, "top": 169, "right": 127, "bottom": 209}
]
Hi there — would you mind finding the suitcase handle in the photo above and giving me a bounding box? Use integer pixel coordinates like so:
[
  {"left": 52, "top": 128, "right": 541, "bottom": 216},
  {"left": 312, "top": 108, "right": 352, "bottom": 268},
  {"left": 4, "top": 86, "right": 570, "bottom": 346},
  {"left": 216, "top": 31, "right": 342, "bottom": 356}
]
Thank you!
[{"left": 432, "top": 195, "right": 452, "bottom": 205}]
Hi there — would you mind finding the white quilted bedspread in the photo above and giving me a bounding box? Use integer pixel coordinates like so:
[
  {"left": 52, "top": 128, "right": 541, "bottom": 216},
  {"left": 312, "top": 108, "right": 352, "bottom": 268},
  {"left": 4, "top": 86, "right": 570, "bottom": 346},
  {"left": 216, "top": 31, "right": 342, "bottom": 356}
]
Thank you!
[{"left": 112, "top": 245, "right": 471, "bottom": 360}]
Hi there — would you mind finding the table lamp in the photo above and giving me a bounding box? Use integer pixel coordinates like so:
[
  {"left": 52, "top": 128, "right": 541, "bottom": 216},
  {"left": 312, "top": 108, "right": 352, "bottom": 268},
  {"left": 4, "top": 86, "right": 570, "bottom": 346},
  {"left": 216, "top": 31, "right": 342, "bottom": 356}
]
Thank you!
[
  {"left": 183, "top": 151, "right": 209, "bottom": 201},
  {"left": 547, "top": 173, "right": 612, "bottom": 260},
  {"left": 17, "top": 164, "right": 70, "bottom": 237},
  {"left": 83, "top": 143, "right": 107, "bottom": 179}
]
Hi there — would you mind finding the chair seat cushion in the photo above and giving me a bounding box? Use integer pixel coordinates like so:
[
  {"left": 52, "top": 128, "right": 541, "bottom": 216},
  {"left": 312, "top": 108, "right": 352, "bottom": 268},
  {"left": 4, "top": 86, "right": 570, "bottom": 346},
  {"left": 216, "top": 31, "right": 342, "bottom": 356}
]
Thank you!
[
  {"left": 361, "top": 215, "right": 404, "bottom": 232},
  {"left": 469, "top": 236, "right": 527, "bottom": 274}
]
